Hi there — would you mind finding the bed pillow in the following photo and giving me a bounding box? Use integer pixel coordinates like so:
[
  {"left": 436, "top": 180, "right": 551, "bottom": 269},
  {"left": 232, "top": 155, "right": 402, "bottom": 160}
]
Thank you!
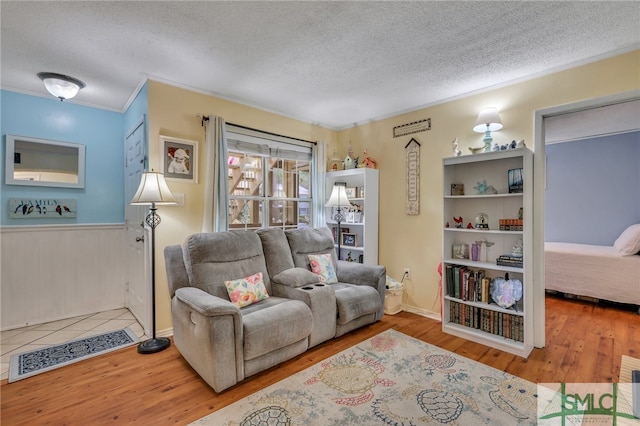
[
  {"left": 224, "top": 272, "right": 269, "bottom": 308},
  {"left": 308, "top": 253, "right": 338, "bottom": 284},
  {"left": 613, "top": 224, "right": 640, "bottom": 256}
]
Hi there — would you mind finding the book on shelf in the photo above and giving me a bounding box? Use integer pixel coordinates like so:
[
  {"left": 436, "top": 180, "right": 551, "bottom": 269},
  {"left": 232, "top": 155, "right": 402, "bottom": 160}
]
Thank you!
[
  {"left": 496, "top": 255, "right": 523, "bottom": 268},
  {"left": 448, "top": 300, "right": 524, "bottom": 343}
]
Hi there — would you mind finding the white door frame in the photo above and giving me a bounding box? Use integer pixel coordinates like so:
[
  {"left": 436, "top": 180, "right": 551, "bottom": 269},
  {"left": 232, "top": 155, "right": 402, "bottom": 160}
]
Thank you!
[{"left": 532, "top": 89, "right": 640, "bottom": 348}]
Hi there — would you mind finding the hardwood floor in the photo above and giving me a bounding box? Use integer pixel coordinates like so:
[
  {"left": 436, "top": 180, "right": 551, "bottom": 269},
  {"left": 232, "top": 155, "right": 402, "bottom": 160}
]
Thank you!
[{"left": 2, "top": 294, "right": 638, "bottom": 425}]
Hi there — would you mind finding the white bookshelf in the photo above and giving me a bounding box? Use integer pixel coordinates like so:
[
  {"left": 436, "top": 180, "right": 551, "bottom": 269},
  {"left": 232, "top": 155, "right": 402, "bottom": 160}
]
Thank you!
[
  {"left": 326, "top": 168, "right": 379, "bottom": 265},
  {"left": 442, "top": 149, "right": 534, "bottom": 357}
]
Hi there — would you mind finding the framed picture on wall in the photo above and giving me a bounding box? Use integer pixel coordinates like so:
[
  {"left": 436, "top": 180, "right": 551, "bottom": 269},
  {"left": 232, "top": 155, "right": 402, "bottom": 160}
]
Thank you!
[{"left": 160, "top": 135, "right": 198, "bottom": 183}]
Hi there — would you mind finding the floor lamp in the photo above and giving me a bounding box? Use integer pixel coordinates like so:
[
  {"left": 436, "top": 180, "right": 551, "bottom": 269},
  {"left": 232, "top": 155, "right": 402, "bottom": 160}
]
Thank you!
[
  {"left": 325, "top": 182, "right": 352, "bottom": 260},
  {"left": 130, "top": 171, "right": 176, "bottom": 354}
]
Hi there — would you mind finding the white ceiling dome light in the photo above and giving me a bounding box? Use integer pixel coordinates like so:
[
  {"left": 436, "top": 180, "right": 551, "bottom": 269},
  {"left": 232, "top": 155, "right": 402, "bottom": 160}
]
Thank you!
[{"left": 37, "top": 72, "right": 85, "bottom": 101}]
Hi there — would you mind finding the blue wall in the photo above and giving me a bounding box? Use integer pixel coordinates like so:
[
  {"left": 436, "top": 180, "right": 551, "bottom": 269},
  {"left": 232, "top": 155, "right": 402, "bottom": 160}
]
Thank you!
[
  {"left": 545, "top": 131, "right": 640, "bottom": 245},
  {"left": 1, "top": 90, "right": 125, "bottom": 225}
]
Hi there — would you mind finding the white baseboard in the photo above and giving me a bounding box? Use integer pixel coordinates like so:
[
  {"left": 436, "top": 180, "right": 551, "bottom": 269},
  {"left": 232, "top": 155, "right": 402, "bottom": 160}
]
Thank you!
[{"left": 400, "top": 304, "right": 442, "bottom": 322}]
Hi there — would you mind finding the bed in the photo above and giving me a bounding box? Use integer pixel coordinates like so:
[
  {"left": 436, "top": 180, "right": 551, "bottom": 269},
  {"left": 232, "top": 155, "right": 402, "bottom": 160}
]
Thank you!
[{"left": 545, "top": 242, "right": 640, "bottom": 306}]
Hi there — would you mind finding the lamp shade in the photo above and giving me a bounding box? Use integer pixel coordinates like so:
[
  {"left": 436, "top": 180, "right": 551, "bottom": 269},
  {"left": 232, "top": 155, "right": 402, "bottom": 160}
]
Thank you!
[
  {"left": 130, "top": 171, "right": 177, "bottom": 205},
  {"left": 37, "top": 72, "right": 85, "bottom": 101},
  {"left": 473, "top": 107, "right": 503, "bottom": 133},
  {"left": 325, "top": 182, "right": 352, "bottom": 208}
]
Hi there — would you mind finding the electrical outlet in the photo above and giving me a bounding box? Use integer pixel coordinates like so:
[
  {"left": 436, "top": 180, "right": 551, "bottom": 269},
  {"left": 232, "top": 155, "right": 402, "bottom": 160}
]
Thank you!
[{"left": 403, "top": 268, "right": 411, "bottom": 279}]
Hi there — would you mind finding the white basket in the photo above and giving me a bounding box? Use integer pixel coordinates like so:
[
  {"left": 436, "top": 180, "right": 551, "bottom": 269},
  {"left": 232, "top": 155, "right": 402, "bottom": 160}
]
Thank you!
[{"left": 384, "top": 288, "right": 404, "bottom": 315}]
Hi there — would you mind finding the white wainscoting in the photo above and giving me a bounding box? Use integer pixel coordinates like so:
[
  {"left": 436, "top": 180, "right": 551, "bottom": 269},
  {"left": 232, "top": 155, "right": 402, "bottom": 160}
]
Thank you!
[{"left": 1, "top": 224, "right": 126, "bottom": 330}]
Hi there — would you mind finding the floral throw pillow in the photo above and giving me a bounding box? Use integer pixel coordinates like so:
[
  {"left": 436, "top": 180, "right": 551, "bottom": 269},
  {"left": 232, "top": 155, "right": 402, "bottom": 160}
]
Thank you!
[
  {"left": 308, "top": 253, "right": 338, "bottom": 284},
  {"left": 224, "top": 272, "right": 269, "bottom": 308}
]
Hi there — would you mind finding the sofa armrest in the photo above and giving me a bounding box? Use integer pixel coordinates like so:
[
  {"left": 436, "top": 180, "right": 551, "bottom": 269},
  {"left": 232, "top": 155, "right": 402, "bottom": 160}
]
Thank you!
[
  {"left": 272, "top": 267, "right": 320, "bottom": 288},
  {"left": 336, "top": 261, "right": 387, "bottom": 319},
  {"left": 172, "top": 287, "right": 243, "bottom": 392},
  {"left": 174, "top": 286, "right": 240, "bottom": 316}
]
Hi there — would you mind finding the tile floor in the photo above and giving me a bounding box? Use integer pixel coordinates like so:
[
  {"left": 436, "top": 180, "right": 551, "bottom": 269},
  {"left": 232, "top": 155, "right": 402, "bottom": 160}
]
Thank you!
[{"left": 1, "top": 308, "right": 146, "bottom": 381}]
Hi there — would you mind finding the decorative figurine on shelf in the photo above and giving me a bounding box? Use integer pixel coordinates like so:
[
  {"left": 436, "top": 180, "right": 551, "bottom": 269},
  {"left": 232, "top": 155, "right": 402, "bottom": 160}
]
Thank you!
[
  {"left": 452, "top": 138, "right": 461, "bottom": 157},
  {"left": 359, "top": 149, "right": 377, "bottom": 168},
  {"left": 516, "top": 139, "right": 526, "bottom": 149},
  {"left": 346, "top": 251, "right": 354, "bottom": 262},
  {"left": 445, "top": 221, "right": 450, "bottom": 228},
  {"left": 467, "top": 222, "right": 474, "bottom": 229},
  {"left": 328, "top": 148, "right": 342, "bottom": 171},
  {"left": 475, "top": 212, "right": 489, "bottom": 229},
  {"left": 344, "top": 146, "right": 355, "bottom": 169},
  {"left": 475, "top": 239, "right": 495, "bottom": 262},
  {"left": 453, "top": 216, "right": 463, "bottom": 228},
  {"left": 474, "top": 180, "right": 497, "bottom": 195},
  {"left": 512, "top": 239, "right": 524, "bottom": 257}
]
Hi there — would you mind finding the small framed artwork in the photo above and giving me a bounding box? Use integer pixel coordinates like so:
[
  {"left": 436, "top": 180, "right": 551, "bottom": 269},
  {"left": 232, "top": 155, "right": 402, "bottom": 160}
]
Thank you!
[
  {"left": 452, "top": 244, "right": 469, "bottom": 259},
  {"left": 341, "top": 232, "right": 357, "bottom": 247},
  {"left": 451, "top": 183, "right": 464, "bottom": 196},
  {"left": 508, "top": 168, "right": 523, "bottom": 193},
  {"left": 345, "top": 187, "right": 357, "bottom": 198},
  {"left": 160, "top": 136, "right": 198, "bottom": 183}
]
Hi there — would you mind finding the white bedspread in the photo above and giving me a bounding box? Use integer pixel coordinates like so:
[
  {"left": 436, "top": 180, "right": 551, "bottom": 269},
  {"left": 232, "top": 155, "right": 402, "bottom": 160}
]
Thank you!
[{"left": 545, "top": 242, "right": 640, "bottom": 305}]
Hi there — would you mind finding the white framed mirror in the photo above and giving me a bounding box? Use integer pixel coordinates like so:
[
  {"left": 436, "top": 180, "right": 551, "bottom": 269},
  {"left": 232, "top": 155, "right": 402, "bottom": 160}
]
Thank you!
[{"left": 5, "top": 134, "right": 86, "bottom": 188}]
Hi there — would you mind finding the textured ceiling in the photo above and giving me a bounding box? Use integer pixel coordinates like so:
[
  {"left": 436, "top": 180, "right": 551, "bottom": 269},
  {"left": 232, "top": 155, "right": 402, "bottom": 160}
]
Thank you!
[{"left": 1, "top": 1, "right": 639, "bottom": 129}]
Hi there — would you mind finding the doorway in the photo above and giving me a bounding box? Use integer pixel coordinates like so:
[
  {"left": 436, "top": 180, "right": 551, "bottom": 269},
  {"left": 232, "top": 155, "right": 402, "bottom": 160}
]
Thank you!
[
  {"left": 532, "top": 90, "right": 640, "bottom": 347},
  {"left": 124, "top": 118, "right": 151, "bottom": 335}
]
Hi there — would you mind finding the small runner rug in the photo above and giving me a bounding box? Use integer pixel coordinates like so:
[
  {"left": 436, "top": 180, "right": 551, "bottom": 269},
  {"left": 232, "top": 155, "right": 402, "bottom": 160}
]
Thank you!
[
  {"left": 8, "top": 327, "right": 139, "bottom": 383},
  {"left": 192, "top": 329, "right": 538, "bottom": 425}
]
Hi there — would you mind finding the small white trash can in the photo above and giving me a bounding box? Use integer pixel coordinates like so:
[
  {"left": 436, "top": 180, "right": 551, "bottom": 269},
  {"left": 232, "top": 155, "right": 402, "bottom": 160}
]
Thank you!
[{"left": 384, "top": 276, "right": 404, "bottom": 315}]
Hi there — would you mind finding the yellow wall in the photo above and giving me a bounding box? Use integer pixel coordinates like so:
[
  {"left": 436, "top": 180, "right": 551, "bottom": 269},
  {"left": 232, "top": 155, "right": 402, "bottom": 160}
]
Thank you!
[
  {"left": 148, "top": 50, "right": 639, "bottom": 331},
  {"left": 147, "top": 81, "right": 336, "bottom": 331},
  {"left": 335, "top": 50, "right": 639, "bottom": 316}
]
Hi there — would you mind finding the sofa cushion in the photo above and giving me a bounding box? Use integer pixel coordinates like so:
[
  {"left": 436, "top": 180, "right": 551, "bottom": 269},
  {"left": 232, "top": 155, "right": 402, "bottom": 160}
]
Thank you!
[
  {"left": 272, "top": 267, "right": 319, "bottom": 288},
  {"left": 224, "top": 272, "right": 269, "bottom": 308},
  {"left": 332, "top": 283, "right": 381, "bottom": 324},
  {"left": 241, "top": 298, "right": 313, "bottom": 360},
  {"left": 257, "top": 228, "right": 295, "bottom": 277},
  {"left": 308, "top": 253, "right": 338, "bottom": 284},
  {"left": 286, "top": 227, "right": 337, "bottom": 269},
  {"left": 182, "top": 231, "right": 271, "bottom": 300}
]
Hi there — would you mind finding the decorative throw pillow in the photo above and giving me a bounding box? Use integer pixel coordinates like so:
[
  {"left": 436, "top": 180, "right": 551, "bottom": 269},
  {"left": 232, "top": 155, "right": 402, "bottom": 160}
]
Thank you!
[
  {"left": 224, "top": 272, "right": 269, "bottom": 308},
  {"left": 308, "top": 253, "right": 338, "bottom": 284},
  {"left": 613, "top": 224, "right": 640, "bottom": 256}
]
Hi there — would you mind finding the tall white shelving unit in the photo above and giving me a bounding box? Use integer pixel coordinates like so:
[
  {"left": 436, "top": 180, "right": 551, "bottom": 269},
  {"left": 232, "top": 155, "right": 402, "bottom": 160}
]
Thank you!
[
  {"left": 325, "top": 168, "right": 379, "bottom": 265},
  {"left": 441, "top": 149, "right": 534, "bottom": 357}
]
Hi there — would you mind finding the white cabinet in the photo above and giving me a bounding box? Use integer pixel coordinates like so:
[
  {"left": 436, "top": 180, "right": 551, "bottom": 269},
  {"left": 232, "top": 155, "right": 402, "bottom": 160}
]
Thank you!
[
  {"left": 326, "top": 168, "right": 379, "bottom": 265},
  {"left": 442, "top": 149, "right": 533, "bottom": 357}
]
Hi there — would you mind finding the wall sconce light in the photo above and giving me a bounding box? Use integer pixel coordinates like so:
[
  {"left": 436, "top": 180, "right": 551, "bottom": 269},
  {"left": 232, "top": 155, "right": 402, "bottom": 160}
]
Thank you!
[
  {"left": 473, "top": 107, "right": 503, "bottom": 152},
  {"left": 37, "top": 72, "right": 85, "bottom": 101}
]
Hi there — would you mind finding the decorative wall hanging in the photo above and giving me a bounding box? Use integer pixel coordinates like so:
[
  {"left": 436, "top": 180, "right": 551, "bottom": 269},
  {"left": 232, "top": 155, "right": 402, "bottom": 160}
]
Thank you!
[
  {"left": 393, "top": 118, "right": 431, "bottom": 138},
  {"left": 405, "top": 138, "right": 420, "bottom": 215},
  {"left": 159, "top": 135, "right": 198, "bottom": 183},
  {"left": 8, "top": 198, "right": 77, "bottom": 218}
]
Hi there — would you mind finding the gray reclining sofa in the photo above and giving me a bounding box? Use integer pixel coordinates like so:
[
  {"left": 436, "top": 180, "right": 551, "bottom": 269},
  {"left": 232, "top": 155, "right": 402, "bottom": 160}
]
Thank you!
[{"left": 164, "top": 226, "right": 386, "bottom": 392}]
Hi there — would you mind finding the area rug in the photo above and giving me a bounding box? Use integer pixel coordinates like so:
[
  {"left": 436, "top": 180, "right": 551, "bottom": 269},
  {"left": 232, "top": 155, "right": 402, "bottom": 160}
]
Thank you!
[
  {"left": 8, "top": 327, "right": 139, "bottom": 383},
  {"left": 191, "top": 329, "right": 538, "bottom": 425}
]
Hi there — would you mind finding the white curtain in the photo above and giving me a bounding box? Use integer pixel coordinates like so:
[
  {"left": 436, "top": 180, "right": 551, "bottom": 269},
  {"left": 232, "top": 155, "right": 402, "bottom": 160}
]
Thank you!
[
  {"left": 312, "top": 140, "right": 328, "bottom": 227},
  {"left": 201, "top": 116, "right": 229, "bottom": 232}
]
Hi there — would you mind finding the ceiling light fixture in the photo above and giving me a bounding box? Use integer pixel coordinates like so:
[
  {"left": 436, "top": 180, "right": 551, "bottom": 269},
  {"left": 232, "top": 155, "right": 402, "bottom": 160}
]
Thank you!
[
  {"left": 37, "top": 72, "right": 85, "bottom": 101},
  {"left": 473, "top": 107, "right": 503, "bottom": 152}
]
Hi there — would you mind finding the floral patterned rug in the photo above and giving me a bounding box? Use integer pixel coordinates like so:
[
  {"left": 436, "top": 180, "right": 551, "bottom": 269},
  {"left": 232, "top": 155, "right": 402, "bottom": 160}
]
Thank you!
[{"left": 191, "top": 329, "right": 538, "bottom": 425}]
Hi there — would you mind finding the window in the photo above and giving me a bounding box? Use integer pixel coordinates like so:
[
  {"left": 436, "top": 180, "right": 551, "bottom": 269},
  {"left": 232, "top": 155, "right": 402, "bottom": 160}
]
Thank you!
[{"left": 227, "top": 126, "right": 313, "bottom": 231}]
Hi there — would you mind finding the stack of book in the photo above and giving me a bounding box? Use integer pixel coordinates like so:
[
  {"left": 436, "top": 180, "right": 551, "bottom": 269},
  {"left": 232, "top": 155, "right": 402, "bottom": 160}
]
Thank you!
[{"left": 496, "top": 255, "right": 523, "bottom": 268}]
